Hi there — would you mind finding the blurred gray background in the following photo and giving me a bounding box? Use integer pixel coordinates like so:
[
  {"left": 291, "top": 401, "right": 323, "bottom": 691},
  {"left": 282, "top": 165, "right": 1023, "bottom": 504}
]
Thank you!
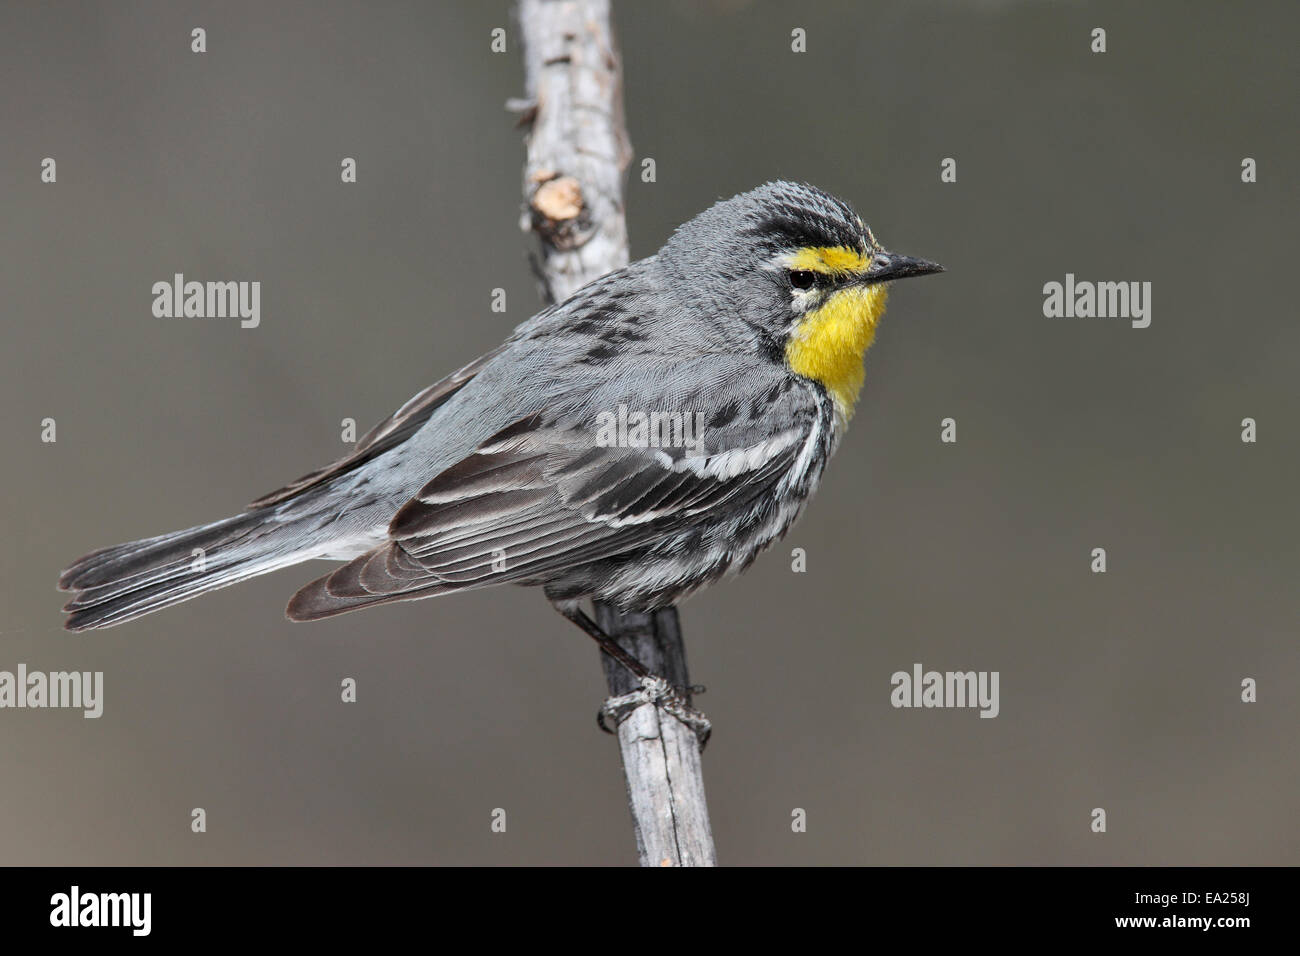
[{"left": 2, "top": 0, "right": 1296, "bottom": 865}]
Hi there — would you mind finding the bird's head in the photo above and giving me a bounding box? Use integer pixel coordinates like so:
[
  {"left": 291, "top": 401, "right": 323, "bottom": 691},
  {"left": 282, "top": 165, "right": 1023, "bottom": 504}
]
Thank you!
[{"left": 659, "top": 181, "right": 943, "bottom": 421}]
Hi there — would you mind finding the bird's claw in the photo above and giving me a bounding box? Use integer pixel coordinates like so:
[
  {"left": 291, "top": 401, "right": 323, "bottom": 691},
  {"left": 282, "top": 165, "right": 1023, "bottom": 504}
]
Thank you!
[{"left": 598, "top": 676, "right": 712, "bottom": 748}]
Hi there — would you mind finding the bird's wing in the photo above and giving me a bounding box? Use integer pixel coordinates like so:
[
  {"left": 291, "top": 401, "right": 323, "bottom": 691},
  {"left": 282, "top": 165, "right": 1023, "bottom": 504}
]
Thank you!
[
  {"left": 286, "top": 408, "right": 809, "bottom": 620},
  {"left": 248, "top": 344, "right": 508, "bottom": 508}
]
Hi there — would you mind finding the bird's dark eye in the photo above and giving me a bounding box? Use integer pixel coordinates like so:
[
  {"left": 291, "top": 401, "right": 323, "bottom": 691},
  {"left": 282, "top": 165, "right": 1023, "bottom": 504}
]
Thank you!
[{"left": 789, "top": 270, "right": 816, "bottom": 290}]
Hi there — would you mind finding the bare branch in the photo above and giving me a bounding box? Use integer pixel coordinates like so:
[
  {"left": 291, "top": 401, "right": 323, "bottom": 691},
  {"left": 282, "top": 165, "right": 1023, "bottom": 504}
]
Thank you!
[{"left": 514, "top": 0, "right": 716, "bottom": 867}]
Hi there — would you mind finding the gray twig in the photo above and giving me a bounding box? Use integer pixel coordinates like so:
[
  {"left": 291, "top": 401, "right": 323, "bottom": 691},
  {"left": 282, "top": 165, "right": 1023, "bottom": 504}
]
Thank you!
[{"left": 514, "top": 0, "right": 716, "bottom": 867}]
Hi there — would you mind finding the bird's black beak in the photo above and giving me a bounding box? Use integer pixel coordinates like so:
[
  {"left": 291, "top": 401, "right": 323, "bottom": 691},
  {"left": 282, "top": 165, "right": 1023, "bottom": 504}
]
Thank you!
[{"left": 864, "top": 252, "right": 945, "bottom": 284}]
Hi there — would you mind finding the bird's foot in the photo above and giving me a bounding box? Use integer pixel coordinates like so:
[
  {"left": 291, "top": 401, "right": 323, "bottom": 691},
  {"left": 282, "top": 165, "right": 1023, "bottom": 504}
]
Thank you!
[{"left": 599, "top": 676, "right": 711, "bottom": 748}]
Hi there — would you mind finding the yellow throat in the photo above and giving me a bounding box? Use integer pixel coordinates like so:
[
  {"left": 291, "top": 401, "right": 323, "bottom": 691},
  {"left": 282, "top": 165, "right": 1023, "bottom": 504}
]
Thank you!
[{"left": 783, "top": 250, "right": 889, "bottom": 421}]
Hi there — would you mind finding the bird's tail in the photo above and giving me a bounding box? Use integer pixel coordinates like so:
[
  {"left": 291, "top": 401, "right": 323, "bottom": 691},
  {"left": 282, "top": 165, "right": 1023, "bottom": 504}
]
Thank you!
[{"left": 58, "top": 508, "right": 317, "bottom": 631}]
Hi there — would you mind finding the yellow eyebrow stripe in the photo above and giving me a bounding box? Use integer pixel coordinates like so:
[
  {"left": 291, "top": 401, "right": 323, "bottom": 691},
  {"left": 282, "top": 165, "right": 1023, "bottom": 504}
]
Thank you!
[{"left": 787, "top": 245, "right": 870, "bottom": 274}]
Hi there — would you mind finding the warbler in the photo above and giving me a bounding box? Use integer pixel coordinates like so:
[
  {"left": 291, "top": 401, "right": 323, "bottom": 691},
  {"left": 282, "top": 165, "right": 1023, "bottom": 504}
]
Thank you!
[{"left": 59, "top": 181, "right": 942, "bottom": 683}]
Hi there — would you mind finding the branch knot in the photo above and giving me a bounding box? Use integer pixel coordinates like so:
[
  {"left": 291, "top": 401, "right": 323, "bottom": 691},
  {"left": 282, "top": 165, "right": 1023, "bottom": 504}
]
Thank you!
[{"left": 528, "top": 174, "right": 590, "bottom": 249}]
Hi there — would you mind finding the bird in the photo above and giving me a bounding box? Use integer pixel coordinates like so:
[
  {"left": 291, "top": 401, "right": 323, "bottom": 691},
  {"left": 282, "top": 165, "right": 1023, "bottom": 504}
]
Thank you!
[{"left": 58, "top": 181, "right": 942, "bottom": 716}]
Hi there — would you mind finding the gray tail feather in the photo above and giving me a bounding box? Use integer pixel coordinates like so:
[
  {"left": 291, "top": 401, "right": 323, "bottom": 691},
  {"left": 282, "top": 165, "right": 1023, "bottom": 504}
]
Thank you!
[{"left": 59, "top": 510, "right": 310, "bottom": 631}]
